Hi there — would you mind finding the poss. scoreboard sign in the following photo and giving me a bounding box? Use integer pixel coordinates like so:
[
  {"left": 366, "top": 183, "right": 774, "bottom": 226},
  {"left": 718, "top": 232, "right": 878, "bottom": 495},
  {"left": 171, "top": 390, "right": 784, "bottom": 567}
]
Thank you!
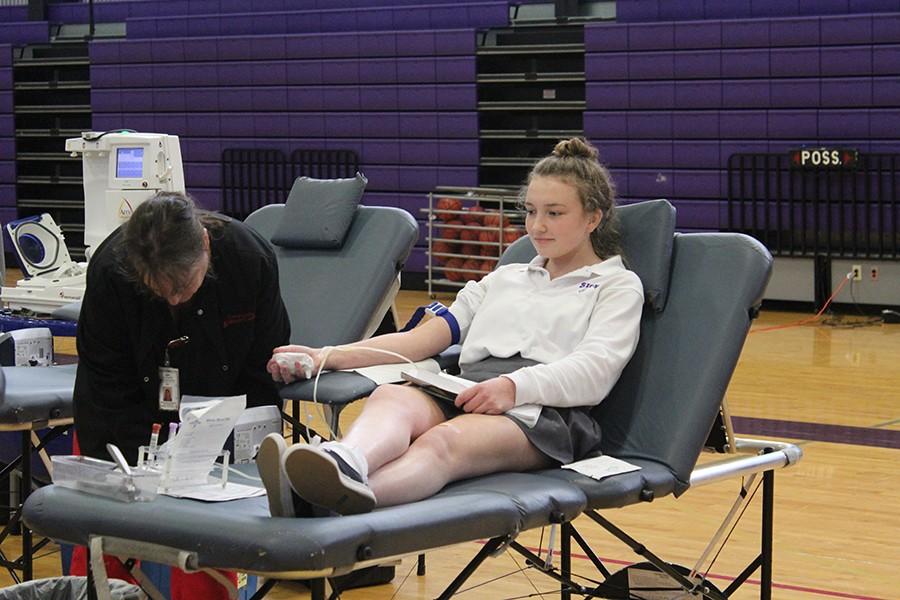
[{"left": 789, "top": 147, "right": 859, "bottom": 169}]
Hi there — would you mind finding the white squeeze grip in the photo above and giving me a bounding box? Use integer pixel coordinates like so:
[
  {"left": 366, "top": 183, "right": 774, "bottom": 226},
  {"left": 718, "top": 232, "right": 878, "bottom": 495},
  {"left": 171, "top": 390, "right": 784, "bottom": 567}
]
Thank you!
[{"left": 274, "top": 352, "right": 315, "bottom": 379}]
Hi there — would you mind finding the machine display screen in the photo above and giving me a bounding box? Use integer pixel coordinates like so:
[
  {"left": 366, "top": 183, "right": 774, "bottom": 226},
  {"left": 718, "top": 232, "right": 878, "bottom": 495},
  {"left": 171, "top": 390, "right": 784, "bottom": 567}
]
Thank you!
[{"left": 116, "top": 147, "right": 144, "bottom": 179}]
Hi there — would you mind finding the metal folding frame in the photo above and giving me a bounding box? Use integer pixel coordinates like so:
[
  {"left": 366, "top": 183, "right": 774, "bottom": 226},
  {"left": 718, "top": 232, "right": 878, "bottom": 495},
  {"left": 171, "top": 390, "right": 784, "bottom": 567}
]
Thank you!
[
  {"left": 0, "top": 420, "right": 71, "bottom": 583},
  {"left": 431, "top": 406, "right": 802, "bottom": 600}
]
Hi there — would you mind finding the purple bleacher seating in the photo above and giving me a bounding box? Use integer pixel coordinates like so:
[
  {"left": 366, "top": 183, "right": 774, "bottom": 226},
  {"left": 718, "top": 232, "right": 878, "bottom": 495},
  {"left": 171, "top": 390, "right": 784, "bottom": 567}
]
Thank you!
[
  {"left": 751, "top": 0, "right": 801, "bottom": 17},
  {"left": 673, "top": 142, "right": 720, "bottom": 168},
  {"left": 671, "top": 199, "right": 722, "bottom": 231},
  {"left": 674, "top": 50, "right": 721, "bottom": 78},
  {"left": 822, "top": 47, "right": 872, "bottom": 77},
  {"left": 673, "top": 21, "right": 723, "bottom": 49},
  {"left": 822, "top": 77, "right": 874, "bottom": 107},
  {"left": 850, "top": 0, "right": 900, "bottom": 11},
  {"left": 821, "top": 14, "right": 874, "bottom": 45},
  {"left": 400, "top": 140, "right": 438, "bottom": 165},
  {"left": 626, "top": 168, "right": 673, "bottom": 198},
  {"left": 435, "top": 30, "right": 476, "bottom": 55},
  {"left": 0, "top": 21, "right": 49, "bottom": 45},
  {"left": 615, "top": 0, "right": 660, "bottom": 22},
  {"left": 628, "top": 52, "right": 675, "bottom": 80},
  {"left": 628, "top": 23, "right": 675, "bottom": 51},
  {"left": 770, "top": 79, "right": 820, "bottom": 106},
  {"left": 0, "top": 6, "right": 28, "bottom": 22},
  {"left": 629, "top": 111, "right": 674, "bottom": 139},
  {"left": 595, "top": 141, "right": 626, "bottom": 167},
  {"left": 126, "top": 3, "right": 507, "bottom": 40},
  {"left": 659, "top": 0, "right": 704, "bottom": 21},
  {"left": 799, "top": 0, "right": 851, "bottom": 16},
  {"left": 584, "top": 23, "right": 627, "bottom": 52},
  {"left": 818, "top": 109, "right": 870, "bottom": 138},
  {"left": 617, "top": 0, "right": 900, "bottom": 22},
  {"left": 770, "top": 17, "right": 821, "bottom": 46},
  {"left": 770, "top": 47, "right": 819, "bottom": 77},
  {"left": 720, "top": 141, "right": 768, "bottom": 160},
  {"left": 673, "top": 169, "right": 721, "bottom": 199},
  {"left": 632, "top": 82, "right": 676, "bottom": 109},
  {"left": 719, "top": 111, "right": 767, "bottom": 139},
  {"left": 874, "top": 45, "right": 900, "bottom": 74},
  {"left": 872, "top": 15, "right": 900, "bottom": 44},
  {"left": 675, "top": 81, "right": 723, "bottom": 109},
  {"left": 722, "top": 49, "right": 769, "bottom": 77},
  {"left": 399, "top": 114, "right": 440, "bottom": 137},
  {"left": 583, "top": 111, "right": 629, "bottom": 138},
  {"left": 585, "top": 53, "right": 627, "bottom": 81},
  {"left": 722, "top": 80, "right": 769, "bottom": 108},
  {"left": 436, "top": 57, "right": 476, "bottom": 82},
  {"left": 869, "top": 109, "right": 900, "bottom": 138},
  {"left": 0, "top": 161, "right": 15, "bottom": 182},
  {"left": 585, "top": 82, "right": 629, "bottom": 109},
  {"left": 716, "top": 1, "right": 753, "bottom": 20},
  {"left": 721, "top": 20, "right": 770, "bottom": 48},
  {"left": 673, "top": 111, "right": 720, "bottom": 139},
  {"left": 627, "top": 141, "right": 673, "bottom": 168},
  {"left": 768, "top": 110, "right": 818, "bottom": 138},
  {"left": 873, "top": 77, "right": 900, "bottom": 105}
]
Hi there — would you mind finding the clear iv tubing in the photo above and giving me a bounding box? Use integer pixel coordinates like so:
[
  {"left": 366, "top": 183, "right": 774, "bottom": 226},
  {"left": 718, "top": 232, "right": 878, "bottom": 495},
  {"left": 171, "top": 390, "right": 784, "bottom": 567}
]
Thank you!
[{"left": 306, "top": 345, "right": 418, "bottom": 442}]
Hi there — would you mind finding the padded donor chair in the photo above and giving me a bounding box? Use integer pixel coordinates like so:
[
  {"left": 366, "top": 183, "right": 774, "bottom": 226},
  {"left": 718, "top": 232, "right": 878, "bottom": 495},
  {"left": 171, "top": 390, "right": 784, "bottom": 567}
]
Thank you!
[
  {"left": 0, "top": 363, "right": 77, "bottom": 582},
  {"left": 244, "top": 173, "right": 419, "bottom": 435},
  {"left": 21, "top": 199, "right": 801, "bottom": 600}
]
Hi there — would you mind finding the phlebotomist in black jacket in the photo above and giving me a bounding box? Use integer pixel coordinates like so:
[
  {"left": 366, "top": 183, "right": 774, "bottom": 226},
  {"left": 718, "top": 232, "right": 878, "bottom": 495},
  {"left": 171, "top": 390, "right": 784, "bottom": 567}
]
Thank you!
[{"left": 74, "top": 192, "right": 290, "bottom": 463}]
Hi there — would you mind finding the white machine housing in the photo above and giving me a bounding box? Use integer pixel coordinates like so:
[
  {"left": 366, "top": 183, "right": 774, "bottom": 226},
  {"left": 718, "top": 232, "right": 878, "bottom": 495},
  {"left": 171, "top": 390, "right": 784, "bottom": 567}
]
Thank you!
[
  {"left": 1, "top": 131, "right": 186, "bottom": 314},
  {"left": 66, "top": 130, "right": 186, "bottom": 258}
]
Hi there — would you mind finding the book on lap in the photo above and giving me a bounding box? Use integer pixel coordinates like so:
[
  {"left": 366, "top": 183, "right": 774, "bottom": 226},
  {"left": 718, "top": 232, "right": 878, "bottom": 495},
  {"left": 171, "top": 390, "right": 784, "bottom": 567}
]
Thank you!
[{"left": 400, "top": 369, "right": 474, "bottom": 402}]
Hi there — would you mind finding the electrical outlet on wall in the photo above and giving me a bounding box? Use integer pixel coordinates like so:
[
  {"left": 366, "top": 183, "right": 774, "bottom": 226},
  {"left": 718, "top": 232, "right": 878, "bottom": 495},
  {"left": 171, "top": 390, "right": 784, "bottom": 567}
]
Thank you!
[{"left": 851, "top": 265, "right": 863, "bottom": 281}]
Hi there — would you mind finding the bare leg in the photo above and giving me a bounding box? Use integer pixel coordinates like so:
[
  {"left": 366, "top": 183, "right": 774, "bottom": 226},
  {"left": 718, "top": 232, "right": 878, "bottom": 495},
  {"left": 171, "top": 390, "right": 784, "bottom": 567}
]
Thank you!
[
  {"left": 368, "top": 413, "right": 553, "bottom": 506},
  {"left": 340, "top": 383, "right": 447, "bottom": 473}
]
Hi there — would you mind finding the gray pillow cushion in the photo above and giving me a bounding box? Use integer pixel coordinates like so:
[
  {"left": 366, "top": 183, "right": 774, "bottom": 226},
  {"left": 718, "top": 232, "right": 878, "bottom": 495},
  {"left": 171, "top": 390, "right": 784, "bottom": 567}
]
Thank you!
[{"left": 270, "top": 173, "right": 367, "bottom": 248}]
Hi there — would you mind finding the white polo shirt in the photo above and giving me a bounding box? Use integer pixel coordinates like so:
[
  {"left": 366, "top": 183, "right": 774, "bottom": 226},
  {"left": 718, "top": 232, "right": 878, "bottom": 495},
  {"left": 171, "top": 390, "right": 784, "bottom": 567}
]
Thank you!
[{"left": 448, "top": 254, "right": 644, "bottom": 426}]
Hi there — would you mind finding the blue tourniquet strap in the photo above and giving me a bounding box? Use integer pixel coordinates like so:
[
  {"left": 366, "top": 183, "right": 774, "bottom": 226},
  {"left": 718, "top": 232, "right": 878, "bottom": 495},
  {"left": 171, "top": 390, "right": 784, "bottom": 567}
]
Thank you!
[{"left": 400, "top": 301, "right": 460, "bottom": 344}]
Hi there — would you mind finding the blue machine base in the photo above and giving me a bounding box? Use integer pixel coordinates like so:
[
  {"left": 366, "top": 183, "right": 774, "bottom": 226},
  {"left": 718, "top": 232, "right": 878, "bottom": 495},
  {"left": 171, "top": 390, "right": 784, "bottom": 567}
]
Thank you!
[{"left": 0, "top": 311, "right": 78, "bottom": 337}]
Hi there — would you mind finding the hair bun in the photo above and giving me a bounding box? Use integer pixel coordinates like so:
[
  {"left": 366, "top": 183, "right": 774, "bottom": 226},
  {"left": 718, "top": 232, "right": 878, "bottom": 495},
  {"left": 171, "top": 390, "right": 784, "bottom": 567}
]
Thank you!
[{"left": 552, "top": 137, "right": 599, "bottom": 160}]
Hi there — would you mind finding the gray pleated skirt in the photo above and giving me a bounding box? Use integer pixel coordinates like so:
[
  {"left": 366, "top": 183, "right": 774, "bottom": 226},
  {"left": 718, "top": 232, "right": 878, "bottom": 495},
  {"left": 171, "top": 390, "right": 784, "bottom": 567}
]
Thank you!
[{"left": 423, "top": 355, "right": 603, "bottom": 466}]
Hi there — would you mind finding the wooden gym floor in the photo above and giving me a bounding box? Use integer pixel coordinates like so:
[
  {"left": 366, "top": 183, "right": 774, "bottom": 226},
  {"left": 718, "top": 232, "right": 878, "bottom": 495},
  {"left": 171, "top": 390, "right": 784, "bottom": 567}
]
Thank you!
[{"left": 1, "top": 288, "right": 897, "bottom": 599}]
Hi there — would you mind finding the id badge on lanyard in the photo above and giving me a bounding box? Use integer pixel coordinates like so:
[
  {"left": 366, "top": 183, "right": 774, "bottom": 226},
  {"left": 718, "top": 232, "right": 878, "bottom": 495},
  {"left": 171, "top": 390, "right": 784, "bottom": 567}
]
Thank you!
[{"left": 159, "top": 336, "right": 189, "bottom": 411}]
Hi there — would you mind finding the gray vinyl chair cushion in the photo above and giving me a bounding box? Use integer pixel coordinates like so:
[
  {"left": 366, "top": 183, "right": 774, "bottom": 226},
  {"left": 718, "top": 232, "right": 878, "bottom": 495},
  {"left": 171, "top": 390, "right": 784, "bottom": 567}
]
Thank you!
[
  {"left": 0, "top": 364, "right": 78, "bottom": 424},
  {"left": 498, "top": 199, "right": 676, "bottom": 311},
  {"left": 246, "top": 204, "right": 418, "bottom": 347},
  {"left": 591, "top": 233, "right": 772, "bottom": 498},
  {"left": 23, "top": 468, "right": 585, "bottom": 575},
  {"left": 270, "top": 173, "right": 367, "bottom": 249},
  {"left": 541, "top": 458, "right": 677, "bottom": 509}
]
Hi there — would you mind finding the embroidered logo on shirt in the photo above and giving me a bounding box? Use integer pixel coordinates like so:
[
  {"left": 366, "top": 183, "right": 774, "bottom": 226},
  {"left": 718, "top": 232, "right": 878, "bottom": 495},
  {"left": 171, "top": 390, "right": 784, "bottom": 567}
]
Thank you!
[
  {"left": 223, "top": 312, "right": 255, "bottom": 327},
  {"left": 577, "top": 282, "right": 599, "bottom": 293}
]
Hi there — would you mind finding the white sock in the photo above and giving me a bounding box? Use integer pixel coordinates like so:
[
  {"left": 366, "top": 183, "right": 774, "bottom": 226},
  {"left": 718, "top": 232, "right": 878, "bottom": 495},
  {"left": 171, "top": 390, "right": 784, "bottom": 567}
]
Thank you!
[{"left": 321, "top": 441, "right": 369, "bottom": 483}]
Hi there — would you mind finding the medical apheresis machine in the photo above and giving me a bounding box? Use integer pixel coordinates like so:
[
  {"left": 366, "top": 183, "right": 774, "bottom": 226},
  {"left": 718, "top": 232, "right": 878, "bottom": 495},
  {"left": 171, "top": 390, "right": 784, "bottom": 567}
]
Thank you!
[{"left": 1, "top": 131, "right": 185, "bottom": 314}]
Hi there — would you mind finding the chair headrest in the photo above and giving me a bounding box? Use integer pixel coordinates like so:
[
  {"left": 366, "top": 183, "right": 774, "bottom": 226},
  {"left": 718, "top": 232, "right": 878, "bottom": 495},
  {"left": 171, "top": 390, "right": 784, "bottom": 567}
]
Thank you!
[
  {"left": 497, "top": 199, "right": 676, "bottom": 311},
  {"left": 270, "top": 172, "right": 367, "bottom": 249},
  {"left": 617, "top": 199, "right": 676, "bottom": 311}
]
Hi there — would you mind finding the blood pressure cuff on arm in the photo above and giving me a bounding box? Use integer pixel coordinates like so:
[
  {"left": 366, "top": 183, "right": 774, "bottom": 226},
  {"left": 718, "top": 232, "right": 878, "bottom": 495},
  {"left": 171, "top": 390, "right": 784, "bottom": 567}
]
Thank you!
[{"left": 400, "top": 301, "right": 460, "bottom": 345}]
